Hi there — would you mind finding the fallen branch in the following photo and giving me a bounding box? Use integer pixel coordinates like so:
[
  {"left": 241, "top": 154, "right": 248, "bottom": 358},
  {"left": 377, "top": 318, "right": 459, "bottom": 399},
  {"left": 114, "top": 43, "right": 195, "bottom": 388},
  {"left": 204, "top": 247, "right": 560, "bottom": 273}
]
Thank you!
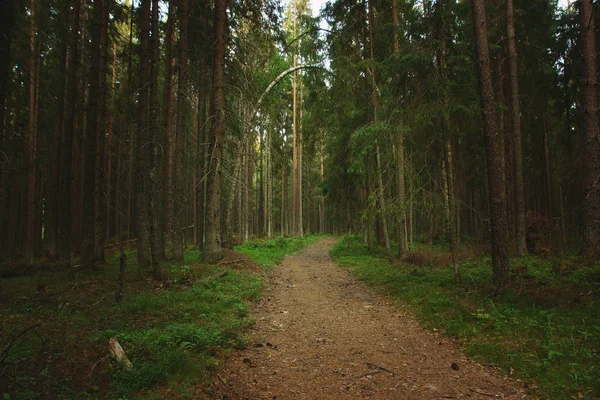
[
  {"left": 109, "top": 338, "right": 133, "bottom": 370},
  {"left": 202, "top": 270, "right": 228, "bottom": 282},
  {"left": 89, "top": 354, "right": 110, "bottom": 377},
  {"left": 357, "top": 369, "right": 387, "bottom": 378},
  {"left": 366, "top": 362, "right": 394, "bottom": 375},
  {"left": 0, "top": 324, "right": 41, "bottom": 365},
  {"left": 469, "top": 388, "right": 497, "bottom": 397},
  {"left": 217, "top": 259, "right": 244, "bottom": 266}
]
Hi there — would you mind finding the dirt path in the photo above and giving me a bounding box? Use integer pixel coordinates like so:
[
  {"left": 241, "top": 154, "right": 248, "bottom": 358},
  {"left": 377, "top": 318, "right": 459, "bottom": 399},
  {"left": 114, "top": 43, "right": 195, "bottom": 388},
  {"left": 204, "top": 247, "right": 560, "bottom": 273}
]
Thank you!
[{"left": 210, "top": 238, "right": 527, "bottom": 399}]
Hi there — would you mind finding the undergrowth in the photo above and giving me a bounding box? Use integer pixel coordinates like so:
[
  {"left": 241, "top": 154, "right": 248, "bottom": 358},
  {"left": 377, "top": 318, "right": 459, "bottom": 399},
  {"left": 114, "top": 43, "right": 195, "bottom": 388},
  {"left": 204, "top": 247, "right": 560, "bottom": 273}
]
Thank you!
[
  {"left": 1, "top": 236, "right": 317, "bottom": 399},
  {"left": 235, "top": 235, "right": 320, "bottom": 269},
  {"left": 331, "top": 235, "right": 600, "bottom": 400}
]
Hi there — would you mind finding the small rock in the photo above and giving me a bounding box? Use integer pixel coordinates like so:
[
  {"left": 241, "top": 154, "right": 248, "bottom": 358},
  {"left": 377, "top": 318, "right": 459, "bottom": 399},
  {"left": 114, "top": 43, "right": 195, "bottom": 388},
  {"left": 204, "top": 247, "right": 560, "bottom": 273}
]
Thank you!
[{"left": 451, "top": 363, "right": 459, "bottom": 370}]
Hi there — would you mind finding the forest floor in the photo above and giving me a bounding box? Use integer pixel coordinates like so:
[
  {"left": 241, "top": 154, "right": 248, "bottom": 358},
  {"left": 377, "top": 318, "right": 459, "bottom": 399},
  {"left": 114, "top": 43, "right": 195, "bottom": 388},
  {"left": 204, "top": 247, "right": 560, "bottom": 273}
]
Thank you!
[{"left": 209, "top": 237, "right": 527, "bottom": 400}]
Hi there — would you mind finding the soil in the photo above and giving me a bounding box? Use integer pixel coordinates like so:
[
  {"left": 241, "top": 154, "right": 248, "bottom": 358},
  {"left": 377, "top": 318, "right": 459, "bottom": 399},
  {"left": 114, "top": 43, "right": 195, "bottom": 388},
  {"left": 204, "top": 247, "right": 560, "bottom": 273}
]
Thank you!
[{"left": 208, "top": 238, "right": 528, "bottom": 399}]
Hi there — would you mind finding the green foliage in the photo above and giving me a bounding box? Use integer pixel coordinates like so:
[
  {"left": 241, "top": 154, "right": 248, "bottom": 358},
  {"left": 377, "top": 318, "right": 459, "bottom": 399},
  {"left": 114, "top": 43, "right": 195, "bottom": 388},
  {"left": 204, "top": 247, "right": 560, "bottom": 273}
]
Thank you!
[
  {"left": 331, "top": 236, "right": 600, "bottom": 399},
  {"left": 235, "top": 236, "right": 320, "bottom": 269},
  {"left": 97, "top": 269, "right": 262, "bottom": 397}
]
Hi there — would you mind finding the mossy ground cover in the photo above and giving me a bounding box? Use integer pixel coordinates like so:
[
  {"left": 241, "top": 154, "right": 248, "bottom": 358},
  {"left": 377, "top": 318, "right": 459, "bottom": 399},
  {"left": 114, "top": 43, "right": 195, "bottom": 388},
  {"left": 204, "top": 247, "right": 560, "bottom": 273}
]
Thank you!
[
  {"left": 1, "top": 237, "right": 316, "bottom": 399},
  {"left": 331, "top": 235, "right": 600, "bottom": 400}
]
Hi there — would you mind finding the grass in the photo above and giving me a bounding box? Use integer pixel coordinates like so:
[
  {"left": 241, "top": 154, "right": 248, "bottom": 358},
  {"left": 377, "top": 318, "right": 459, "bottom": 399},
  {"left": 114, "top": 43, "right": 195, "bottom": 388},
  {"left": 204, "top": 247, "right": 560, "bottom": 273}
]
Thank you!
[
  {"left": 235, "top": 235, "right": 320, "bottom": 269},
  {"left": 1, "top": 236, "right": 318, "bottom": 399},
  {"left": 331, "top": 235, "right": 600, "bottom": 400}
]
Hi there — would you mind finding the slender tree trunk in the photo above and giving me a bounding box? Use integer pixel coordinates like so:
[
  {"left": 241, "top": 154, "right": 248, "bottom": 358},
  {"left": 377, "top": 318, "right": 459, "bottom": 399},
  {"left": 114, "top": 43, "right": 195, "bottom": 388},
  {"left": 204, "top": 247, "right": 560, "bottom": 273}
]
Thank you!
[
  {"left": 368, "top": 0, "right": 391, "bottom": 258},
  {"left": 46, "top": 5, "right": 68, "bottom": 258},
  {"left": 172, "top": 0, "right": 190, "bottom": 261},
  {"left": 106, "top": 42, "right": 116, "bottom": 243},
  {"left": 506, "top": 0, "right": 527, "bottom": 256},
  {"left": 202, "top": 0, "right": 228, "bottom": 263},
  {"left": 94, "top": 0, "right": 109, "bottom": 263},
  {"left": 58, "top": 0, "right": 81, "bottom": 266},
  {"left": 472, "top": 0, "right": 511, "bottom": 288},
  {"left": 291, "top": 0, "right": 302, "bottom": 238},
  {"left": 163, "top": 0, "right": 175, "bottom": 244},
  {"left": 147, "top": 0, "right": 162, "bottom": 278},
  {"left": 542, "top": 114, "right": 552, "bottom": 218},
  {"left": 135, "top": 0, "right": 151, "bottom": 268},
  {"left": 0, "top": 0, "right": 14, "bottom": 258},
  {"left": 320, "top": 134, "right": 325, "bottom": 234},
  {"left": 392, "top": 0, "right": 408, "bottom": 257},
  {"left": 80, "top": 0, "right": 104, "bottom": 269},
  {"left": 580, "top": 0, "right": 600, "bottom": 258},
  {"left": 25, "top": 0, "right": 39, "bottom": 265}
]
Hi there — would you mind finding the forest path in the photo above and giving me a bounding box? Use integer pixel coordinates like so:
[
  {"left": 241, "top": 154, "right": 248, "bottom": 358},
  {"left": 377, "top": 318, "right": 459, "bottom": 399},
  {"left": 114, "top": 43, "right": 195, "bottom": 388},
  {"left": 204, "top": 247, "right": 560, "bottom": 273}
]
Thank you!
[{"left": 209, "top": 238, "right": 526, "bottom": 399}]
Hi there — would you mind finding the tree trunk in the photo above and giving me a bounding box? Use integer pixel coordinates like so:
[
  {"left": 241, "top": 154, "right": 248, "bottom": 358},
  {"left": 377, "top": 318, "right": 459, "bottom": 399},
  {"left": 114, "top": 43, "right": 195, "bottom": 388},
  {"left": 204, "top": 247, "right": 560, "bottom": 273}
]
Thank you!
[
  {"left": 135, "top": 0, "right": 151, "bottom": 269},
  {"left": 0, "top": 0, "right": 14, "bottom": 258},
  {"left": 25, "top": 0, "right": 39, "bottom": 265},
  {"left": 45, "top": 3, "right": 68, "bottom": 259},
  {"left": 202, "top": 0, "right": 228, "bottom": 263},
  {"left": 172, "top": 0, "right": 190, "bottom": 261},
  {"left": 163, "top": 0, "right": 175, "bottom": 245},
  {"left": 368, "top": 0, "right": 391, "bottom": 258},
  {"left": 106, "top": 42, "right": 117, "bottom": 243},
  {"left": 506, "top": 0, "right": 527, "bottom": 256},
  {"left": 147, "top": 0, "right": 162, "bottom": 278},
  {"left": 392, "top": 0, "right": 408, "bottom": 257},
  {"left": 472, "top": 0, "right": 510, "bottom": 288},
  {"left": 58, "top": 0, "right": 81, "bottom": 266},
  {"left": 94, "top": 0, "right": 109, "bottom": 263},
  {"left": 579, "top": 0, "right": 600, "bottom": 259}
]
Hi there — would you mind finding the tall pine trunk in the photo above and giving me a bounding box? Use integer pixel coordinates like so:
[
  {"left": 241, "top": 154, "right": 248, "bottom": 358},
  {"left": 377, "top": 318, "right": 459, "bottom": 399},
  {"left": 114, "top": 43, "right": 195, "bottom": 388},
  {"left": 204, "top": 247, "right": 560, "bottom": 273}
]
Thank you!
[
  {"left": 506, "top": 0, "right": 527, "bottom": 256},
  {"left": 25, "top": 0, "right": 39, "bottom": 265},
  {"left": 472, "top": 0, "right": 511, "bottom": 288},
  {"left": 172, "top": 0, "right": 190, "bottom": 261},
  {"left": 58, "top": 0, "right": 81, "bottom": 266},
  {"left": 203, "top": 0, "right": 228, "bottom": 263},
  {"left": 147, "top": 0, "right": 162, "bottom": 278},
  {"left": 368, "top": 0, "right": 391, "bottom": 258},
  {"left": 580, "top": 0, "right": 600, "bottom": 258},
  {"left": 163, "top": 0, "right": 175, "bottom": 245},
  {"left": 135, "top": 0, "right": 151, "bottom": 268},
  {"left": 392, "top": 0, "right": 408, "bottom": 257}
]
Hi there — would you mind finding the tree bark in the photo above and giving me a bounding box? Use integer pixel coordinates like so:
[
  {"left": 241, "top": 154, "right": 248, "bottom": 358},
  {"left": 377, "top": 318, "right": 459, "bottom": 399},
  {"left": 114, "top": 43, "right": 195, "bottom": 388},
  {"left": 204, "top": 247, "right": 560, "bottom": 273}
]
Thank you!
[
  {"left": 392, "top": 0, "right": 408, "bottom": 257},
  {"left": 81, "top": 0, "right": 104, "bottom": 268},
  {"left": 135, "top": 0, "right": 151, "bottom": 268},
  {"left": 506, "top": 0, "right": 527, "bottom": 256},
  {"left": 202, "top": 0, "right": 228, "bottom": 263},
  {"left": 579, "top": 0, "right": 600, "bottom": 259},
  {"left": 25, "top": 0, "right": 39, "bottom": 265},
  {"left": 58, "top": 0, "right": 81, "bottom": 266},
  {"left": 147, "top": 0, "right": 162, "bottom": 278},
  {"left": 45, "top": 2, "right": 68, "bottom": 259},
  {"left": 472, "top": 0, "right": 511, "bottom": 288},
  {"left": 163, "top": 0, "right": 175, "bottom": 245},
  {"left": 172, "top": 0, "right": 190, "bottom": 261},
  {"left": 94, "top": 0, "right": 109, "bottom": 263},
  {"left": 368, "top": 0, "right": 391, "bottom": 258}
]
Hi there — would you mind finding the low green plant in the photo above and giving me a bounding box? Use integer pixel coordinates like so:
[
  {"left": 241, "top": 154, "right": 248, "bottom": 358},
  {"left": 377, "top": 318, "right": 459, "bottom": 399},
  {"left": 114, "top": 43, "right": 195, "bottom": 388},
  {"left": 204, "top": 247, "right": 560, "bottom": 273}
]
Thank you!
[
  {"left": 331, "top": 235, "right": 600, "bottom": 400},
  {"left": 235, "top": 236, "right": 320, "bottom": 269}
]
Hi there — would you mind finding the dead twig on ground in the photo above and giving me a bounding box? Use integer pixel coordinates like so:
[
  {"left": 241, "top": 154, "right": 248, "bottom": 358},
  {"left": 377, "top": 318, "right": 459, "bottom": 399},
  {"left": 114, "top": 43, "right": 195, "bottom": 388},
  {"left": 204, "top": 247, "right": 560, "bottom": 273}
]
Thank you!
[
  {"left": 0, "top": 324, "right": 41, "bottom": 365},
  {"left": 89, "top": 354, "right": 110, "bottom": 377},
  {"left": 218, "top": 259, "right": 244, "bottom": 266},
  {"left": 469, "top": 388, "right": 498, "bottom": 397}
]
